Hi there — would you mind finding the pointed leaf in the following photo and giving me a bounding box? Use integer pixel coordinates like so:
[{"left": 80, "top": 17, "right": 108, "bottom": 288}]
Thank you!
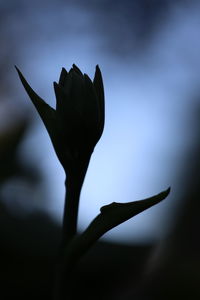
[
  {"left": 63, "top": 188, "right": 170, "bottom": 270},
  {"left": 15, "top": 66, "right": 56, "bottom": 133}
]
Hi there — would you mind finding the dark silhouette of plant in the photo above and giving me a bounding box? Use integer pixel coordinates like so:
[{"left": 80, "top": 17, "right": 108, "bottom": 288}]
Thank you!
[{"left": 16, "top": 64, "right": 170, "bottom": 299}]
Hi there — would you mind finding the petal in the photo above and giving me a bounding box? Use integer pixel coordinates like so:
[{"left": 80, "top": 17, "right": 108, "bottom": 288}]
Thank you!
[
  {"left": 54, "top": 81, "right": 70, "bottom": 115},
  {"left": 15, "top": 66, "right": 56, "bottom": 134},
  {"left": 63, "top": 69, "right": 73, "bottom": 95},
  {"left": 67, "top": 70, "right": 85, "bottom": 112},
  {"left": 72, "top": 64, "right": 83, "bottom": 77},
  {"left": 59, "top": 67, "right": 68, "bottom": 86},
  {"left": 54, "top": 82, "right": 86, "bottom": 139},
  {"left": 93, "top": 65, "right": 105, "bottom": 138},
  {"left": 54, "top": 81, "right": 65, "bottom": 112},
  {"left": 83, "top": 74, "right": 100, "bottom": 142}
]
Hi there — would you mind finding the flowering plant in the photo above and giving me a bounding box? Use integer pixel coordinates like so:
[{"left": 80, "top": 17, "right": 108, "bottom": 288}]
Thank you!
[{"left": 16, "top": 64, "right": 170, "bottom": 299}]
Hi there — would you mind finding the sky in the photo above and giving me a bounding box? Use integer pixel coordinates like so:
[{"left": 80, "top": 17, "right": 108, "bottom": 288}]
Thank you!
[{"left": 1, "top": 0, "right": 200, "bottom": 244}]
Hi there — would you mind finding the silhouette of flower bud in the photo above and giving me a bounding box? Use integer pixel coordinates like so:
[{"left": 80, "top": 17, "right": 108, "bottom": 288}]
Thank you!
[{"left": 16, "top": 65, "right": 104, "bottom": 176}]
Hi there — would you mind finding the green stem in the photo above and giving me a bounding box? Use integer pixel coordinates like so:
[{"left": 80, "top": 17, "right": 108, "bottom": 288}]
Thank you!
[
  {"left": 60, "top": 153, "right": 91, "bottom": 248},
  {"left": 54, "top": 155, "right": 91, "bottom": 299},
  {"left": 61, "top": 175, "right": 82, "bottom": 249},
  {"left": 53, "top": 176, "right": 84, "bottom": 300}
]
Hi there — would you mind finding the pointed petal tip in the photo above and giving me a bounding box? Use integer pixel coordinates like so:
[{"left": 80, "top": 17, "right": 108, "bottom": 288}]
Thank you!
[
  {"left": 59, "top": 67, "right": 68, "bottom": 76},
  {"left": 54, "top": 80, "right": 65, "bottom": 94},
  {"left": 59, "top": 68, "right": 68, "bottom": 86},
  {"left": 53, "top": 81, "right": 62, "bottom": 93},
  {"left": 93, "top": 65, "right": 103, "bottom": 83},
  {"left": 61, "top": 67, "right": 67, "bottom": 73},
  {"left": 53, "top": 81, "right": 58, "bottom": 91},
  {"left": 96, "top": 64, "right": 102, "bottom": 72},
  {"left": 83, "top": 73, "right": 89, "bottom": 80},
  {"left": 72, "top": 64, "right": 83, "bottom": 76},
  {"left": 84, "top": 73, "right": 93, "bottom": 85}
]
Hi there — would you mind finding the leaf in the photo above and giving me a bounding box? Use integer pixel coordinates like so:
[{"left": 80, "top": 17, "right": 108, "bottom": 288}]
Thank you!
[
  {"left": 15, "top": 66, "right": 56, "bottom": 133},
  {"left": 63, "top": 187, "right": 170, "bottom": 270}
]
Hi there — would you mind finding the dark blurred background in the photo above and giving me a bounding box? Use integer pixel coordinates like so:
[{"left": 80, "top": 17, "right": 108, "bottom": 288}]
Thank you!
[{"left": 0, "top": 0, "right": 200, "bottom": 299}]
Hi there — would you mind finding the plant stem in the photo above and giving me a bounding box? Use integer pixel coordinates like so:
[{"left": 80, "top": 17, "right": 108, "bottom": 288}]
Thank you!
[
  {"left": 54, "top": 155, "right": 91, "bottom": 299},
  {"left": 53, "top": 175, "right": 83, "bottom": 300},
  {"left": 61, "top": 175, "right": 82, "bottom": 249},
  {"left": 60, "top": 153, "right": 91, "bottom": 249}
]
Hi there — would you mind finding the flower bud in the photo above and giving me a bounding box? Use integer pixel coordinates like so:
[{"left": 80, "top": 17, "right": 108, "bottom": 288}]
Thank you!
[{"left": 16, "top": 65, "right": 105, "bottom": 177}]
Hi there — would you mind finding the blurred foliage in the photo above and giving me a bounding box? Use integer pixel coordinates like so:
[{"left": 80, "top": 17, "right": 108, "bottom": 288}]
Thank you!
[
  {"left": 0, "top": 118, "right": 27, "bottom": 182},
  {"left": 0, "top": 0, "right": 199, "bottom": 299}
]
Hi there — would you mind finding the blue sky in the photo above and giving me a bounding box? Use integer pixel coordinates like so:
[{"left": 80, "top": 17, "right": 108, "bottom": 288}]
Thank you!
[{"left": 2, "top": 0, "right": 200, "bottom": 243}]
